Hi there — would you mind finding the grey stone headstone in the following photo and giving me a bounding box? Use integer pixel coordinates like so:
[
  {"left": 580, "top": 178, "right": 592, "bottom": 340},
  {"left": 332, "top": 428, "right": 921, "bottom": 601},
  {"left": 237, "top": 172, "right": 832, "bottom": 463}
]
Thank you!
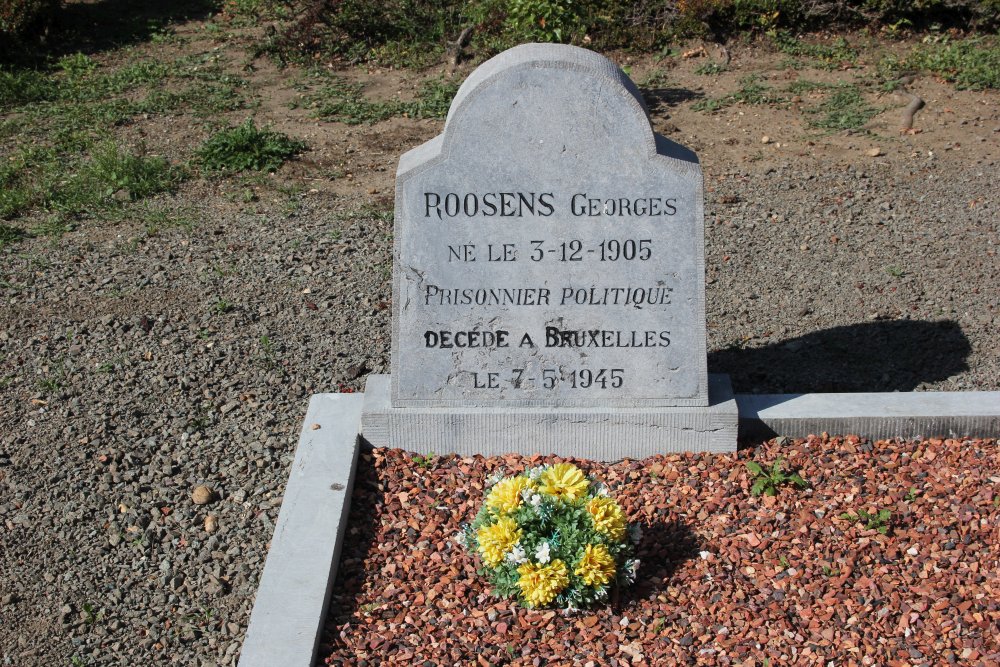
[{"left": 391, "top": 44, "right": 707, "bottom": 409}]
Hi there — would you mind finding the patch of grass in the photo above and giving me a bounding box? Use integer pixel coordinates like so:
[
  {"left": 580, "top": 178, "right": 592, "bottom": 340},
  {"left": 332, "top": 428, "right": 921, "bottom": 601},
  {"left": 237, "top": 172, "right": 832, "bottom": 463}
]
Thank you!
[
  {"left": 0, "top": 66, "right": 58, "bottom": 107},
  {"left": 693, "top": 75, "right": 783, "bottom": 112},
  {"left": 0, "top": 224, "right": 24, "bottom": 248},
  {"left": 410, "top": 77, "right": 461, "bottom": 119},
  {"left": 746, "top": 457, "right": 808, "bottom": 497},
  {"left": 695, "top": 62, "right": 728, "bottom": 76},
  {"left": 909, "top": 37, "right": 1000, "bottom": 90},
  {"left": 785, "top": 79, "right": 837, "bottom": 94},
  {"left": 37, "top": 376, "right": 60, "bottom": 394},
  {"left": 840, "top": 508, "right": 893, "bottom": 534},
  {"left": 309, "top": 75, "right": 459, "bottom": 125},
  {"left": 807, "top": 86, "right": 878, "bottom": 131},
  {"left": 134, "top": 205, "right": 197, "bottom": 236},
  {"left": 772, "top": 32, "right": 857, "bottom": 69},
  {"left": 198, "top": 119, "right": 305, "bottom": 173}
]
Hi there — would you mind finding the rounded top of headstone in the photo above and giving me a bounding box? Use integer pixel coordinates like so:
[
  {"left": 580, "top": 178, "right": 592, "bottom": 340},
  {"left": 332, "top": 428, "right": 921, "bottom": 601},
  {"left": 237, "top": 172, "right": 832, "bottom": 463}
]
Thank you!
[{"left": 446, "top": 43, "right": 649, "bottom": 126}]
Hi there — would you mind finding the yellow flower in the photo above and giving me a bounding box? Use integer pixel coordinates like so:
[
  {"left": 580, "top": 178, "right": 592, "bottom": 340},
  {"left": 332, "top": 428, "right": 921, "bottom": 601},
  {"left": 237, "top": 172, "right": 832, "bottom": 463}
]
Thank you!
[
  {"left": 587, "top": 497, "right": 626, "bottom": 541},
  {"left": 538, "top": 463, "right": 589, "bottom": 501},
  {"left": 486, "top": 476, "right": 535, "bottom": 514},
  {"left": 575, "top": 544, "right": 616, "bottom": 587},
  {"left": 516, "top": 559, "right": 569, "bottom": 607},
  {"left": 476, "top": 517, "right": 522, "bottom": 568}
]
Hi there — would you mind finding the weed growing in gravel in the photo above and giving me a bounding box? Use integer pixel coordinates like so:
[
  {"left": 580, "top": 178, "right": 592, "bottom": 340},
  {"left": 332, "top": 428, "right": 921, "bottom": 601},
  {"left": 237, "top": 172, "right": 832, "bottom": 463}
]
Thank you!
[
  {"left": 746, "top": 457, "right": 808, "bottom": 497},
  {"left": 905, "top": 487, "right": 920, "bottom": 502},
  {"left": 81, "top": 601, "right": 102, "bottom": 626},
  {"left": 840, "top": 508, "right": 893, "bottom": 534},
  {"left": 884, "top": 264, "right": 905, "bottom": 278},
  {"left": 412, "top": 452, "right": 437, "bottom": 469},
  {"left": 198, "top": 119, "right": 305, "bottom": 173},
  {"left": 213, "top": 298, "right": 234, "bottom": 314}
]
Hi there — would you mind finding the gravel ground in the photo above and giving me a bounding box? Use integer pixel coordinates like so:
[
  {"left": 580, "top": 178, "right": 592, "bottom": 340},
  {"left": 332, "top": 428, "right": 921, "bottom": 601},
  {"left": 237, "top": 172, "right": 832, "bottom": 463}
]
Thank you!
[
  {"left": 1, "top": 36, "right": 998, "bottom": 666},
  {"left": 321, "top": 438, "right": 1000, "bottom": 666}
]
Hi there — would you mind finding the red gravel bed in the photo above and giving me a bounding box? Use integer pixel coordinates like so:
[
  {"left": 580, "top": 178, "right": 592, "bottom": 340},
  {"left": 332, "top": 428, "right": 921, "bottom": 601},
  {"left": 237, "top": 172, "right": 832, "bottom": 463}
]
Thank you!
[{"left": 319, "top": 436, "right": 1000, "bottom": 666}]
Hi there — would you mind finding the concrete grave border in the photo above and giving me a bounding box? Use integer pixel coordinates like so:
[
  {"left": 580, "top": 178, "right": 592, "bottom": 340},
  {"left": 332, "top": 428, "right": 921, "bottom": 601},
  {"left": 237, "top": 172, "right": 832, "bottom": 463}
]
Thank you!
[{"left": 238, "top": 389, "right": 999, "bottom": 666}]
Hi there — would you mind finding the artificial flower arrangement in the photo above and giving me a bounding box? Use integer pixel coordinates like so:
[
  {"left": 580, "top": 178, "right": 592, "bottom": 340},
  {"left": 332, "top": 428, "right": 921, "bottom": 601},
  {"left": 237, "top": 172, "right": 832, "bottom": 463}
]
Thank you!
[{"left": 459, "top": 462, "right": 640, "bottom": 609}]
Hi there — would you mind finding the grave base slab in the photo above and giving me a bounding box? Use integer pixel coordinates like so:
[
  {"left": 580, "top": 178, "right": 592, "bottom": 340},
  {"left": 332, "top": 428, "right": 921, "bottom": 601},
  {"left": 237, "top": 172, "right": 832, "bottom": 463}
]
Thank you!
[
  {"left": 361, "top": 373, "right": 739, "bottom": 456},
  {"left": 737, "top": 391, "right": 1000, "bottom": 440}
]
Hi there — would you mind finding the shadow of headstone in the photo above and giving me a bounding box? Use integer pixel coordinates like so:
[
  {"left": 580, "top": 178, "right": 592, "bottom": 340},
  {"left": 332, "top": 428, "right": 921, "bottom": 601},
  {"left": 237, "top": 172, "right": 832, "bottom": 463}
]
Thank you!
[{"left": 709, "top": 320, "right": 970, "bottom": 394}]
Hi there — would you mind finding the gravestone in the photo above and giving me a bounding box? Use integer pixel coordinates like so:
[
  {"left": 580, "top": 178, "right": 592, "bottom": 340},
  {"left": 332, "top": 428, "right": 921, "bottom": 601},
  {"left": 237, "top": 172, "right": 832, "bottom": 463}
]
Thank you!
[{"left": 362, "top": 43, "right": 738, "bottom": 455}]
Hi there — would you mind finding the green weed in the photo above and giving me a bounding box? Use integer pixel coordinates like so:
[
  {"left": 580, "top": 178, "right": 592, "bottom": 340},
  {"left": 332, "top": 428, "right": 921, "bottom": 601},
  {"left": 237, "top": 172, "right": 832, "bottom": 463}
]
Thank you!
[
  {"left": 695, "top": 62, "right": 728, "bottom": 76},
  {"left": 884, "top": 265, "right": 905, "bottom": 278},
  {"left": 746, "top": 457, "right": 808, "bottom": 497},
  {"left": 37, "top": 376, "right": 60, "bottom": 393},
  {"left": 786, "top": 79, "right": 837, "bottom": 94},
  {"left": 840, "top": 508, "right": 893, "bottom": 534},
  {"left": 198, "top": 119, "right": 305, "bottom": 173},
  {"left": 81, "top": 601, "right": 102, "bottom": 626},
  {"left": 412, "top": 452, "right": 437, "bottom": 469},
  {"left": 213, "top": 298, "right": 234, "bottom": 314},
  {"left": 0, "top": 224, "right": 24, "bottom": 248},
  {"left": 909, "top": 37, "right": 1000, "bottom": 90},
  {"left": 310, "top": 75, "right": 458, "bottom": 125},
  {"left": 772, "top": 33, "right": 857, "bottom": 68},
  {"left": 905, "top": 487, "right": 919, "bottom": 502},
  {"left": 505, "top": 0, "right": 580, "bottom": 43},
  {"left": 693, "top": 75, "right": 782, "bottom": 112},
  {"left": 807, "top": 86, "right": 877, "bottom": 131}
]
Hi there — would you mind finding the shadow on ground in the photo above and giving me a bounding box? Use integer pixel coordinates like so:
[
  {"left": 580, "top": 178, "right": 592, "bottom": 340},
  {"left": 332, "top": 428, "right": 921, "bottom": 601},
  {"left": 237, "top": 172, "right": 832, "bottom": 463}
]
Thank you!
[
  {"left": 709, "top": 319, "right": 970, "bottom": 394},
  {"left": 52, "top": 0, "right": 218, "bottom": 57},
  {"left": 641, "top": 86, "right": 704, "bottom": 112},
  {"left": 619, "top": 519, "right": 699, "bottom": 607},
  {"left": 316, "top": 443, "right": 380, "bottom": 652}
]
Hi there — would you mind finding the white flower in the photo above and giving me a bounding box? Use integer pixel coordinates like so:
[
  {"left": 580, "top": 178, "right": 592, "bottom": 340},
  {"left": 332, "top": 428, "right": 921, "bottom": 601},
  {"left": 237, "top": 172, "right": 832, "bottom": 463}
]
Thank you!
[
  {"left": 527, "top": 467, "right": 542, "bottom": 480},
  {"left": 506, "top": 543, "right": 528, "bottom": 565},
  {"left": 521, "top": 488, "right": 534, "bottom": 502},
  {"left": 485, "top": 469, "right": 505, "bottom": 488},
  {"left": 529, "top": 493, "right": 542, "bottom": 508},
  {"left": 593, "top": 483, "right": 610, "bottom": 497},
  {"left": 622, "top": 558, "right": 639, "bottom": 585},
  {"left": 535, "top": 541, "right": 551, "bottom": 564},
  {"left": 628, "top": 524, "right": 643, "bottom": 544}
]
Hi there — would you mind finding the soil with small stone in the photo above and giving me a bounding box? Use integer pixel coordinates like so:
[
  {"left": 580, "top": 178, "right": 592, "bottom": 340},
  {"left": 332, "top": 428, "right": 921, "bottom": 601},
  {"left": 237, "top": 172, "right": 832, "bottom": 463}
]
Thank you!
[
  {"left": 321, "top": 437, "right": 999, "bottom": 666},
  {"left": 0, "top": 15, "right": 998, "bottom": 667}
]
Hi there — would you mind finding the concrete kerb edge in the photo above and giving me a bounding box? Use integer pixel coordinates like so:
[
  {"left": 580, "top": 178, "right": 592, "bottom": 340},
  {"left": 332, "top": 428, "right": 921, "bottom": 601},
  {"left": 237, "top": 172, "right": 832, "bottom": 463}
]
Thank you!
[
  {"left": 241, "top": 389, "right": 999, "bottom": 667},
  {"left": 238, "top": 393, "right": 364, "bottom": 667}
]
